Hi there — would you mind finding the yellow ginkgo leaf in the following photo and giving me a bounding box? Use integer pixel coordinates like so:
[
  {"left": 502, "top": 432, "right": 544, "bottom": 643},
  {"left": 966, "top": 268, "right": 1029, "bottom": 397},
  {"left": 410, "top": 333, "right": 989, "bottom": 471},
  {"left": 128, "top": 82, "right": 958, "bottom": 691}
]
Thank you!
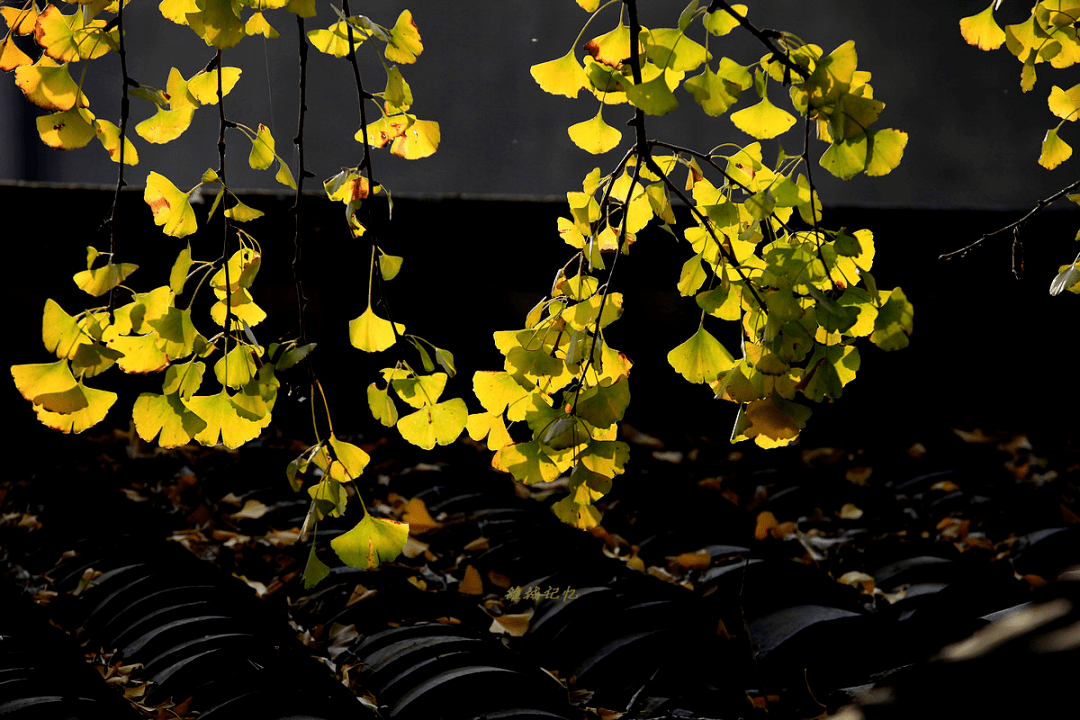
[
  {"left": 531, "top": 50, "right": 588, "bottom": 98},
  {"left": 1040, "top": 126, "right": 1072, "bottom": 169},
  {"left": 185, "top": 389, "right": 267, "bottom": 448},
  {"left": 32, "top": 380, "right": 117, "bottom": 434},
  {"left": 397, "top": 398, "right": 468, "bottom": 450},
  {"left": 0, "top": 36, "right": 33, "bottom": 71},
  {"left": 704, "top": 4, "right": 747, "bottom": 36},
  {"left": 391, "top": 118, "right": 440, "bottom": 159},
  {"left": 730, "top": 95, "right": 796, "bottom": 139},
  {"left": 73, "top": 262, "right": 138, "bottom": 297},
  {"left": 567, "top": 110, "right": 622, "bottom": 154},
  {"left": 34, "top": 4, "right": 117, "bottom": 63},
  {"left": 12, "top": 359, "right": 78, "bottom": 408},
  {"left": 36, "top": 106, "right": 96, "bottom": 149},
  {"left": 187, "top": 67, "right": 242, "bottom": 104},
  {"left": 144, "top": 171, "right": 197, "bottom": 237},
  {"left": 109, "top": 333, "right": 170, "bottom": 374},
  {"left": 135, "top": 106, "right": 196, "bottom": 144},
  {"left": 386, "top": 9, "right": 422, "bottom": 64},
  {"left": 667, "top": 326, "right": 735, "bottom": 383},
  {"left": 95, "top": 119, "right": 139, "bottom": 165},
  {"left": 248, "top": 123, "right": 275, "bottom": 169},
  {"left": 864, "top": 128, "right": 907, "bottom": 177},
  {"left": 624, "top": 74, "right": 680, "bottom": 115},
  {"left": 244, "top": 11, "right": 278, "bottom": 39},
  {"left": 349, "top": 306, "right": 404, "bottom": 352},
  {"left": 132, "top": 390, "right": 206, "bottom": 446},
  {"left": 1049, "top": 84, "right": 1080, "bottom": 122},
  {"left": 1, "top": 5, "right": 38, "bottom": 35},
  {"left": 330, "top": 514, "right": 409, "bottom": 569},
  {"left": 186, "top": 0, "right": 246, "bottom": 49},
  {"left": 15, "top": 56, "right": 86, "bottom": 112},
  {"left": 960, "top": 3, "right": 1006, "bottom": 52}
]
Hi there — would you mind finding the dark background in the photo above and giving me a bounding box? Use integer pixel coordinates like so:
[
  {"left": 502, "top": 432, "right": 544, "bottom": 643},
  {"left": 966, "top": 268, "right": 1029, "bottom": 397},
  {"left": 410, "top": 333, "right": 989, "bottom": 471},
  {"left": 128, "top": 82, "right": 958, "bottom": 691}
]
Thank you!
[{"left": 1, "top": 1, "right": 1077, "bottom": 209}]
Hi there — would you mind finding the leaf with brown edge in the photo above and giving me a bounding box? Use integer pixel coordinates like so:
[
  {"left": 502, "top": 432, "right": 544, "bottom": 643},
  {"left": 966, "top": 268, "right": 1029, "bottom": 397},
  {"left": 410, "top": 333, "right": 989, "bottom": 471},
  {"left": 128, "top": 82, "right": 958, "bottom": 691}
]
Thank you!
[
  {"left": 34, "top": 4, "right": 117, "bottom": 63},
  {"left": 386, "top": 9, "right": 422, "bottom": 64},
  {"left": 0, "top": 36, "right": 33, "bottom": 71},
  {"left": 144, "top": 171, "right": 197, "bottom": 238},
  {"left": 1, "top": 5, "right": 38, "bottom": 35},
  {"left": 15, "top": 56, "right": 86, "bottom": 111}
]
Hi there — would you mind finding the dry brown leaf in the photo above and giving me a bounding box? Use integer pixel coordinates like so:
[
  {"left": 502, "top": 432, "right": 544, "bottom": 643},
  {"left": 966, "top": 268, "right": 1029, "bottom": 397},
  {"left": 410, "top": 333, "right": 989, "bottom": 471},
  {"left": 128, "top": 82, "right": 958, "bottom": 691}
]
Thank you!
[{"left": 459, "top": 564, "right": 483, "bottom": 595}]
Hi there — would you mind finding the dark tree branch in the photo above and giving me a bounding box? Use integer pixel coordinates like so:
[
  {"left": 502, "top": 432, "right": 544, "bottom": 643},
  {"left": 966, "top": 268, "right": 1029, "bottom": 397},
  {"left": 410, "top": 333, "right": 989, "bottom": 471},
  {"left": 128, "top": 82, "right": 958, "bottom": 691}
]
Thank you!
[{"left": 939, "top": 177, "right": 1080, "bottom": 262}]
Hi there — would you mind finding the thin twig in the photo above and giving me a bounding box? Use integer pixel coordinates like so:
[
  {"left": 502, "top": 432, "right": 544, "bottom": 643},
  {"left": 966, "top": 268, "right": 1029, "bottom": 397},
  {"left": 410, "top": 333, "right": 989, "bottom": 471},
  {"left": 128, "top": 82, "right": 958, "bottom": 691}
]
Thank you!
[
  {"left": 707, "top": 0, "right": 808, "bottom": 81},
  {"left": 939, "top": 177, "right": 1080, "bottom": 261}
]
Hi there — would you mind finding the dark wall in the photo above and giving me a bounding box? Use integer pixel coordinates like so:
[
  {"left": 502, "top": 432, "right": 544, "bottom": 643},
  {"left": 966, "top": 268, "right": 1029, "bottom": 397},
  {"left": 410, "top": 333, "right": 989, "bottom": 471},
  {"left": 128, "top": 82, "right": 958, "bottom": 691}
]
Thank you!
[{"left": 5, "top": 183, "right": 1078, "bottom": 463}]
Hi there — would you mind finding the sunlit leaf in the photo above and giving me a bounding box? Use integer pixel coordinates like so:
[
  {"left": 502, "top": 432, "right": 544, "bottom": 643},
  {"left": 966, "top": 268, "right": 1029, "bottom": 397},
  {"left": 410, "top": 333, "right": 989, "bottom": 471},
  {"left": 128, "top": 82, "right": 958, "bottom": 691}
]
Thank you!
[
  {"left": 15, "top": 56, "right": 85, "bottom": 111},
  {"left": 132, "top": 391, "right": 207, "bottom": 446},
  {"left": 960, "top": 3, "right": 1006, "bottom": 51},
  {"left": 245, "top": 11, "right": 278, "bottom": 39},
  {"left": 624, "top": 74, "right": 680, "bottom": 115},
  {"left": 1050, "top": 261, "right": 1080, "bottom": 295},
  {"left": 248, "top": 123, "right": 275, "bottom": 169},
  {"left": 349, "top": 306, "right": 404, "bottom": 352},
  {"left": 187, "top": 67, "right": 241, "bottom": 105},
  {"left": 553, "top": 496, "right": 602, "bottom": 530},
  {"left": 94, "top": 119, "right": 139, "bottom": 165},
  {"left": 224, "top": 199, "right": 264, "bottom": 222},
  {"left": 386, "top": 9, "right": 422, "bottom": 63},
  {"left": 0, "top": 36, "right": 33, "bottom": 71},
  {"left": 331, "top": 514, "right": 408, "bottom": 569},
  {"left": 734, "top": 395, "right": 811, "bottom": 448},
  {"left": 187, "top": 0, "right": 246, "bottom": 49},
  {"left": 820, "top": 134, "right": 869, "bottom": 179},
  {"left": 465, "top": 411, "right": 513, "bottom": 451},
  {"left": 531, "top": 50, "right": 588, "bottom": 98},
  {"left": 567, "top": 110, "right": 622, "bottom": 154},
  {"left": 186, "top": 389, "right": 266, "bottom": 448},
  {"left": 73, "top": 262, "right": 137, "bottom": 297},
  {"left": 643, "top": 27, "right": 709, "bottom": 73},
  {"left": 367, "top": 382, "right": 399, "bottom": 427},
  {"left": 865, "top": 128, "right": 907, "bottom": 177},
  {"left": 704, "top": 4, "right": 747, "bottom": 36},
  {"left": 36, "top": 106, "right": 96, "bottom": 149},
  {"left": 145, "top": 171, "right": 197, "bottom": 237},
  {"left": 30, "top": 379, "right": 116, "bottom": 433},
  {"left": 495, "top": 440, "right": 561, "bottom": 485},
  {"left": 684, "top": 66, "right": 741, "bottom": 116},
  {"left": 389, "top": 118, "right": 439, "bottom": 159},
  {"left": 397, "top": 398, "right": 468, "bottom": 450},
  {"left": 1039, "top": 126, "right": 1072, "bottom": 169},
  {"left": 667, "top": 325, "right": 736, "bottom": 383},
  {"left": 34, "top": 4, "right": 117, "bottom": 63},
  {"left": 576, "top": 377, "right": 630, "bottom": 429},
  {"left": 1, "top": 5, "right": 38, "bottom": 35},
  {"left": 730, "top": 95, "right": 795, "bottom": 139}
]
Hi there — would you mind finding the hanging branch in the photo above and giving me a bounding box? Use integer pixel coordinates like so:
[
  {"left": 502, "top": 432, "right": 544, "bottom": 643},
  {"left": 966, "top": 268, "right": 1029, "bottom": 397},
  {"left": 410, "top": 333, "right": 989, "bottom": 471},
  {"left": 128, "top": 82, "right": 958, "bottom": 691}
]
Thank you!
[
  {"left": 291, "top": 15, "right": 312, "bottom": 350},
  {"left": 938, "top": 177, "right": 1080, "bottom": 262},
  {"left": 104, "top": 0, "right": 129, "bottom": 320}
]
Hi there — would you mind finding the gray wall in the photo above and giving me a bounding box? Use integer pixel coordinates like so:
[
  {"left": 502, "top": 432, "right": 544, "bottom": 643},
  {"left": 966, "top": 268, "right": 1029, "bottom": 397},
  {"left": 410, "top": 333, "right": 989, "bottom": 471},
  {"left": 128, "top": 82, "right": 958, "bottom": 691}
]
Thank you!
[{"left": 0, "top": 1, "right": 1072, "bottom": 209}]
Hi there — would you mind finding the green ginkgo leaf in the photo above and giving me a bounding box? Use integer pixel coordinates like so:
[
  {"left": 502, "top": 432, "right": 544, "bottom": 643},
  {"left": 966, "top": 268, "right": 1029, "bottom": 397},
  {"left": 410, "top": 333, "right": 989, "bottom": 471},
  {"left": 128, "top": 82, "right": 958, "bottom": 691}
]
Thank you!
[
  {"left": 667, "top": 326, "right": 735, "bottom": 383},
  {"left": 330, "top": 514, "right": 409, "bottom": 569},
  {"left": 684, "top": 66, "right": 741, "bottom": 116},
  {"left": 531, "top": 50, "right": 588, "bottom": 98},
  {"left": 397, "top": 398, "right": 468, "bottom": 450},
  {"left": 567, "top": 110, "right": 622, "bottom": 154},
  {"left": 349, "top": 306, "right": 404, "bottom": 352},
  {"left": 730, "top": 95, "right": 796, "bottom": 139},
  {"left": 820, "top": 134, "right": 869, "bottom": 179},
  {"left": 368, "top": 383, "right": 399, "bottom": 427},
  {"left": 495, "top": 440, "right": 562, "bottom": 485},
  {"left": 624, "top": 74, "right": 680, "bottom": 115},
  {"left": 302, "top": 546, "right": 330, "bottom": 589}
]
